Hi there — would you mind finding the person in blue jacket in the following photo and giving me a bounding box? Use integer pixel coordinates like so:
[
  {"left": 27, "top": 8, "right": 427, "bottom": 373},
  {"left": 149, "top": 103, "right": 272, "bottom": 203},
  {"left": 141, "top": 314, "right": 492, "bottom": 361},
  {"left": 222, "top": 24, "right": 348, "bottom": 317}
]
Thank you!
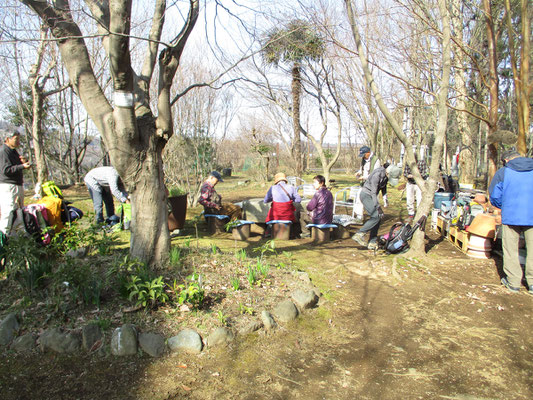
[{"left": 489, "top": 149, "right": 533, "bottom": 294}]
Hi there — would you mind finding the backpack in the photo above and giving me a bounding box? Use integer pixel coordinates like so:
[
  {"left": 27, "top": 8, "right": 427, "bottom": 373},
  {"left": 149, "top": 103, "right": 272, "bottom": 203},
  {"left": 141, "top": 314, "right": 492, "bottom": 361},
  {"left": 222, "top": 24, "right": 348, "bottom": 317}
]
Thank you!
[
  {"left": 380, "top": 215, "right": 427, "bottom": 254},
  {"left": 22, "top": 204, "right": 52, "bottom": 245},
  {"left": 65, "top": 205, "right": 84, "bottom": 223},
  {"left": 41, "top": 181, "right": 63, "bottom": 199},
  {"left": 37, "top": 196, "right": 64, "bottom": 232},
  {"left": 115, "top": 203, "right": 131, "bottom": 230}
]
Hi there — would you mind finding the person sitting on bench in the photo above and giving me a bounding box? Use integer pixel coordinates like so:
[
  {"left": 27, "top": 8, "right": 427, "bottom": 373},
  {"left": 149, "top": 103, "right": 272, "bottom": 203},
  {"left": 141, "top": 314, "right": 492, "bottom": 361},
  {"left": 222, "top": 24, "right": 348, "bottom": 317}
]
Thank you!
[
  {"left": 198, "top": 171, "right": 241, "bottom": 220},
  {"left": 302, "top": 175, "right": 333, "bottom": 235},
  {"left": 263, "top": 172, "right": 301, "bottom": 229}
]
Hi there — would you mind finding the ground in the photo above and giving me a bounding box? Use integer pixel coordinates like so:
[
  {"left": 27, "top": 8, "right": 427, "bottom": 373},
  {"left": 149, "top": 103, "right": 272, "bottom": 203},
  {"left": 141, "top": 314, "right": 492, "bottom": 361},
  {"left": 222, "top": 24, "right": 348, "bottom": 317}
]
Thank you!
[{"left": 0, "top": 176, "right": 532, "bottom": 399}]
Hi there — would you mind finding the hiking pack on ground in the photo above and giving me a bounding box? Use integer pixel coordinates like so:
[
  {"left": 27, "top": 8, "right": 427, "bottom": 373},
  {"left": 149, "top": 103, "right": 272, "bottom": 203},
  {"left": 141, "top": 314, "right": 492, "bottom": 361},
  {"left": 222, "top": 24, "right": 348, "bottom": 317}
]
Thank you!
[
  {"left": 41, "top": 181, "right": 63, "bottom": 199},
  {"left": 379, "top": 215, "right": 427, "bottom": 254}
]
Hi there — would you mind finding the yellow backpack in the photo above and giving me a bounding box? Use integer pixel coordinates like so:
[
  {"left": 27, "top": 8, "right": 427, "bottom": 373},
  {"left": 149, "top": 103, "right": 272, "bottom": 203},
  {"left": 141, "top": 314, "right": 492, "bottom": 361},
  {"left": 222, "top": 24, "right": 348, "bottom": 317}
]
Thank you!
[{"left": 37, "top": 196, "right": 64, "bottom": 232}]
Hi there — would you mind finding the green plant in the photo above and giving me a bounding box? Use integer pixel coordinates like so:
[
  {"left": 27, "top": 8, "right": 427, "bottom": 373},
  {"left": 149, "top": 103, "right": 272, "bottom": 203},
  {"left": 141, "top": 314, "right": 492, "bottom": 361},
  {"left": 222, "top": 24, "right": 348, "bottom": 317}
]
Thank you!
[
  {"left": 238, "top": 303, "right": 254, "bottom": 315},
  {"left": 127, "top": 275, "right": 169, "bottom": 308},
  {"left": 256, "top": 258, "right": 270, "bottom": 279},
  {"left": 50, "top": 223, "right": 97, "bottom": 254},
  {"left": 169, "top": 247, "right": 183, "bottom": 265},
  {"left": 89, "top": 318, "right": 112, "bottom": 331},
  {"left": 217, "top": 310, "right": 228, "bottom": 326},
  {"left": 93, "top": 229, "right": 117, "bottom": 255},
  {"left": 210, "top": 243, "right": 218, "bottom": 255},
  {"left": 246, "top": 263, "right": 258, "bottom": 286},
  {"left": 224, "top": 219, "right": 241, "bottom": 232},
  {"left": 235, "top": 248, "right": 247, "bottom": 262},
  {"left": 4, "top": 236, "right": 52, "bottom": 292},
  {"left": 254, "top": 239, "right": 276, "bottom": 261},
  {"left": 175, "top": 272, "right": 205, "bottom": 309},
  {"left": 183, "top": 238, "right": 192, "bottom": 248},
  {"left": 230, "top": 276, "right": 240, "bottom": 291},
  {"left": 168, "top": 186, "right": 187, "bottom": 197}
]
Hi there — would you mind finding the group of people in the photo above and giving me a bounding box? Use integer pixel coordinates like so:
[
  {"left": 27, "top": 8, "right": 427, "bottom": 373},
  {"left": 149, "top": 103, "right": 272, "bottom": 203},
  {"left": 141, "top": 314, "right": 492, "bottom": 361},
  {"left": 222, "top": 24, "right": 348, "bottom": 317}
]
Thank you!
[
  {"left": 2, "top": 128, "right": 531, "bottom": 296},
  {"left": 198, "top": 170, "right": 333, "bottom": 238}
]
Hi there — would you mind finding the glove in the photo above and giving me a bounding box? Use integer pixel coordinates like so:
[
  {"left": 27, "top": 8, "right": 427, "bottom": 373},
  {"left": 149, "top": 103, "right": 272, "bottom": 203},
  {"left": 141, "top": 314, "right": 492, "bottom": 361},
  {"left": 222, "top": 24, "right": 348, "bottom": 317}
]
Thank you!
[
  {"left": 383, "top": 195, "right": 388, "bottom": 208},
  {"left": 377, "top": 206, "right": 384, "bottom": 219}
]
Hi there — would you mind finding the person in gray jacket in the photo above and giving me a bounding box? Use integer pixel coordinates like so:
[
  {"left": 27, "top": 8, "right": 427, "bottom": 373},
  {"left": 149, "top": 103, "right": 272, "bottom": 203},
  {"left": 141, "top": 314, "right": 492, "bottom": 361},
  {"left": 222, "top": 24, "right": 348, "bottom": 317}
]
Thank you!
[
  {"left": 84, "top": 166, "right": 129, "bottom": 224},
  {"left": 351, "top": 163, "right": 389, "bottom": 250}
]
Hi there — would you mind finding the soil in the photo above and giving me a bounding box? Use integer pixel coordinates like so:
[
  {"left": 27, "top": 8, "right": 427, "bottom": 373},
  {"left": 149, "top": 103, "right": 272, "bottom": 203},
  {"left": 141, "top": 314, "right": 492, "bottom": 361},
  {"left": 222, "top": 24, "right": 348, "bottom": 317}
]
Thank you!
[{"left": 1, "top": 178, "right": 532, "bottom": 399}]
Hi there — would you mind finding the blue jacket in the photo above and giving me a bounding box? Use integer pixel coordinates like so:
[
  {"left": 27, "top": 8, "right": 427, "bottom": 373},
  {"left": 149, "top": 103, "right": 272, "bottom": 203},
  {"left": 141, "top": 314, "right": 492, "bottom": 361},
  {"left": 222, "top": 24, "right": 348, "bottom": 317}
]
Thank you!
[{"left": 489, "top": 157, "right": 533, "bottom": 226}]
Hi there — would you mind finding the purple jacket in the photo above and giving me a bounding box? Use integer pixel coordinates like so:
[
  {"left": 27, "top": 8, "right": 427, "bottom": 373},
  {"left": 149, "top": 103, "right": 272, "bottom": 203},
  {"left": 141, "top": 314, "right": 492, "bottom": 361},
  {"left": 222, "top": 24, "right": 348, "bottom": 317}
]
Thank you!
[{"left": 306, "top": 187, "right": 333, "bottom": 224}]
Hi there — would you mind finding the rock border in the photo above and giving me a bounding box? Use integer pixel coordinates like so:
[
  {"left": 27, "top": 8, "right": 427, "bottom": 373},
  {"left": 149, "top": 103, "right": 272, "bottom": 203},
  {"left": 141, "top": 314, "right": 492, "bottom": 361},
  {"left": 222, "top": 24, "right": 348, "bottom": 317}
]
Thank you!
[{"left": 0, "top": 287, "right": 322, "bottom": 357}]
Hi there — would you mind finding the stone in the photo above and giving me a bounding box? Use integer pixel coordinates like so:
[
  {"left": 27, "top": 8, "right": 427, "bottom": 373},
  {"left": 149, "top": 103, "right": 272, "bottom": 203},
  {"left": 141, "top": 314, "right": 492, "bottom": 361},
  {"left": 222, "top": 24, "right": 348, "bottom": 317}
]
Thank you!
[
  {"left": 261, "top": 311, "right": 277, "bottom": 331},
  {"left": 273, "top": 300, "right": 299, "bottom": 323},
  {"left": 291, "top": 289, "right": 319, "bottom": 310},
  {"left": 239, "top": 320, "right": 263, "bottom": 335},
  {"left": 65, "top": 247, "right": 88, "bottom": 258},
  {"left": 207, "top": 327, "right": 235, "bottom": 347},
  {"left": 82, "top": 323, "right": 103, "bottom": 351},
  {"left": 294, "top": 271, "right": 311, "bottom": 284},
  {"left": 10, "top": 333, "right": 36, "bottom": 352},
  {"left": 39, "top": 328, "right": 80, "bottom": 353},
  {"left": 0, "top": 313, "right": 19, "bottom": 346},
  {"left": 168, "top": 329, "right": 203, "bottom": 354},
  {"left": 110, "top": 324, "right": 138, "bottom": 356},
  {"left": 139, "top": 332, "right": 166, "bottom": 357}
]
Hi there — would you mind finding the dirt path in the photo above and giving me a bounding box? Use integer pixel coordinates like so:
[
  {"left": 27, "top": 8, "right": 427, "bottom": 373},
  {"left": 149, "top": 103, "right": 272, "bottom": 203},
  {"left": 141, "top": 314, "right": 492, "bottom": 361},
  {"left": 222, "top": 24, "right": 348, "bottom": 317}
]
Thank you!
[{"left": 2, "top": 233, "right": 533, "bottom": 399}]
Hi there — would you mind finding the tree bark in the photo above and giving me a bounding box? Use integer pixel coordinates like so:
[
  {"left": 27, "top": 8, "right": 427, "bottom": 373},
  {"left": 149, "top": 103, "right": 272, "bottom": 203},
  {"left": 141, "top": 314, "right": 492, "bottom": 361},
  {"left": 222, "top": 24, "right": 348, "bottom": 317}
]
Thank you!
[
  {"left": 20, "top": 0, "right": 199, "bottom": 267},
  {"left": 291, "top": 64, "right": 303, "bottom": 177},
  {"left": 451, "top": 0, "right": 475, "bottom": 184},
  {"left": 483, "top": 0, "right": 500, "bottom": 184}
]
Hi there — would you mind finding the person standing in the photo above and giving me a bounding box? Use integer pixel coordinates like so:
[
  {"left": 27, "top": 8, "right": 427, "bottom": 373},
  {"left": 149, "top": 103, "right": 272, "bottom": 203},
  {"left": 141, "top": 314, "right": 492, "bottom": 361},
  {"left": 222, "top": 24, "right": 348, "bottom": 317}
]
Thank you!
[
  {"left": 352, "top": 163, "right": 389, "bottom": 250},
  {"left": 403, "top": 155, "right": 428, "bottom": 222},
  {"left": 0, "top": 131, "right": 32, "bottom": 235},
  {"left": 489, "top": 149, "right": 533, "bottom": 294},
  {"left": 354, "top": 146, "right": 384, "bottom": 224},
  {"left": 198, "top": 171, "right": 241, "bottom": 220},
  {"left": 84, "top": 166, "right": 129, "bottom": 224}
]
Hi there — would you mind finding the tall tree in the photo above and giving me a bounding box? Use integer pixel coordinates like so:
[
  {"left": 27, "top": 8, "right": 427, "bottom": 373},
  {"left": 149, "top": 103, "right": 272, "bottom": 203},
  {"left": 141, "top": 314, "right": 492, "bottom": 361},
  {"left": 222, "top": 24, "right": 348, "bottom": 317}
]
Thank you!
[
  {"left": 262, "top": 19, "right": 324, "bottom": 176},
  {"left": 19, "top": 0, "right": 199, "bottom": 267},
  {"left": 344, "top": 0, "right": 452, "bottom": 254}
]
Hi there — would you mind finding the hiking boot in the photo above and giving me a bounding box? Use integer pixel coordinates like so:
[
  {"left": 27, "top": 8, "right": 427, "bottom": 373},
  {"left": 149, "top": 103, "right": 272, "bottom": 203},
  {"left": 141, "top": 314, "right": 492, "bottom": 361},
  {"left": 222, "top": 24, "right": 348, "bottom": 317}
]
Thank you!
[
  {"left": 501, "top": 277, "right": 520, "bottom": 293},
  {"left": 367, "top": 239, "right": 379, "bottom": 250},
  {"left": 353, "top": 217, "right": 364, "bottom": 225},
  {"left": 528, "top": 285, "right": 533, "bottom": 295},
  {"left": 351, "top": 232, "right": 367, "bottom": 247}
]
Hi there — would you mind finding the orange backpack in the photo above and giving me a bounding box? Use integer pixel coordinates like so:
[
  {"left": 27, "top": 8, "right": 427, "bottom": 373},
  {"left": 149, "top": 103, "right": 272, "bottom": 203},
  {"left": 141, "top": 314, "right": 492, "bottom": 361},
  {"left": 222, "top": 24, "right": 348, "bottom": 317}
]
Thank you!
[{"left": 37, "top": 196, "right": 64, "bottom": 233}]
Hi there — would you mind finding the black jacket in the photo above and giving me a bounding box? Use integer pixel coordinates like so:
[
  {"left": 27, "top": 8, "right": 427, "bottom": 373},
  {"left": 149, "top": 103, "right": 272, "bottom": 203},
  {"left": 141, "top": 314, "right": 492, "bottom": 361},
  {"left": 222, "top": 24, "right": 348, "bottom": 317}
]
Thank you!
[{"left": 0, "top": 144, "right": 24, "bottom": 185}]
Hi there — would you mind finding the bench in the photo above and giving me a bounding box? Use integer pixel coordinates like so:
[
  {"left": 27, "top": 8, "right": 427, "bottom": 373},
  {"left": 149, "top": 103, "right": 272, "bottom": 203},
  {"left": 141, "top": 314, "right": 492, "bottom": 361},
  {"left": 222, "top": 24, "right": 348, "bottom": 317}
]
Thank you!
[
  {"left": 306, "top": 223, "right": 337, "bottom": 243},
  {"left": 231, "top": 220, "right": 255, "bottom": 240},
  {"left": 266, "top": 220, "right": 293, "bottom": 240},
  {"left": 204, "top": 214, "right": 229, "bottom": 234}
]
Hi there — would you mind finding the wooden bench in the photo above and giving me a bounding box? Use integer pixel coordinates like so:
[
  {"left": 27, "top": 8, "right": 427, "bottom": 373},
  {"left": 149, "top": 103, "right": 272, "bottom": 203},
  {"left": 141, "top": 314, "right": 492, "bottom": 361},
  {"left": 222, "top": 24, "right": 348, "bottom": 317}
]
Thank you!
[
  {"left": 204, "top": 214, "right": 229, "bottom": 234},
  {"left": 306, "top": 223, "right": 338, "bottom": 244},
  {"left": 231, "top": 221, "right": 254, "bottom": 240},
  {"left": 266, "top": 220, "right": 293, "bottom": 240}
]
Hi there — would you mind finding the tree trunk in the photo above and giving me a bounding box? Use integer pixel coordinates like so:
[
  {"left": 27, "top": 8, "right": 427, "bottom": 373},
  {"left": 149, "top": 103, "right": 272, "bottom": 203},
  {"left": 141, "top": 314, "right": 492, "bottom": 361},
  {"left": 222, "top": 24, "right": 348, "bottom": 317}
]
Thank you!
[
  {"left": 291, "top": 64, "right": 303, "bottom": 176},
  {"left": 483, "top": 0, "right": 500, "bottom": 184},
  {"left": 451, "top": 0, "right": 475, "bottom": 185}
]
